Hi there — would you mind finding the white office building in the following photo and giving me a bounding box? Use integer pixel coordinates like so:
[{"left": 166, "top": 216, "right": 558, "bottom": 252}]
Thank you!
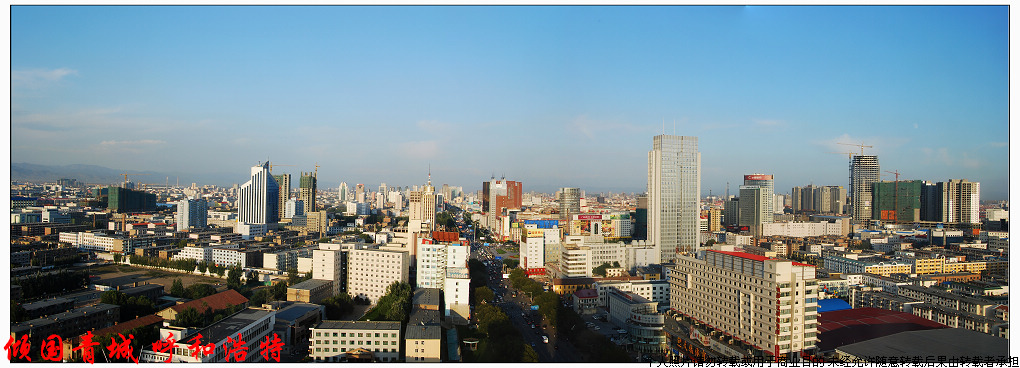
[
  {"left": 236, "top": 162, "right": 279, "bottom": 239},
  {"left": 648, "top": 134, "right": 701, "bottom": 262}
]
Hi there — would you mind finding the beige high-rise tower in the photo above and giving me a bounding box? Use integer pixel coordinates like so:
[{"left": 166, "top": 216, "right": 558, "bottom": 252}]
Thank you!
[{"left": 648, "top": 134, "right": 701, "bottom": 263}]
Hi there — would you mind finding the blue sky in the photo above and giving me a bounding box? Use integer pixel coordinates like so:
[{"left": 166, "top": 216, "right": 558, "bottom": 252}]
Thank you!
[{"left": 11, "top": 6, "right": 1009, "bottom": 199}]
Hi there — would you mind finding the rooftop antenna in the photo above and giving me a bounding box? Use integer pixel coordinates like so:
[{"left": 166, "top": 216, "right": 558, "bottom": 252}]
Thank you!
[
  {"left": 428, "top": 163, "right": 432, "bottom": 186},
  {"left": 662, "top": 118, "right": 665, "bottom": 135},
  {"left": 673, "top": 119, "right": 676, "bottom": 135}
]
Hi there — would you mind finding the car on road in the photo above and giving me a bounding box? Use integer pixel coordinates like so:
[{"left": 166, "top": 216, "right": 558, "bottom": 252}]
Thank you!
[{"left": 542, "top": 335, "right": 549, "bottom": 344}]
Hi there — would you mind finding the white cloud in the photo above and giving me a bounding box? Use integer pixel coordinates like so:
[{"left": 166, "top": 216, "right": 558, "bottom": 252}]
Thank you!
[
  {"left": 100, "top": 139, "right": 166, "bottom": 146},
  {"left": 399, "top": 140, "right": 440, "bottom": 159},
  {"left": 12, "top": 68, "right": 78, "bottom": 88},
  {"left": 416, "top": 120, "right": 453, "bottom": 131},
  {"left": 989, "top": 142, "right": 1007, "bottom": 148},
  {"left": 920, "top": 147, "right": 981, "bottom": 169},
  {"left": 753, "top": 119, "right": 784, "bottom": 128}
]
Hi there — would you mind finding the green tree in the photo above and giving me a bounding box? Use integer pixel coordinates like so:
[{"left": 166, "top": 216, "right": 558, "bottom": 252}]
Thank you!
[
  {"left": 227, "top": 266, "right": 242, "bottom": 290},
  {"left": 592, "top": 262, "right": 613, "bottom": 277},
  {"left": 170, "top": 278, "right": 185, "bottom": 297},
  {"left": 271, "top": 281, "right": 288, "bottom": 300},
  {"left": 197, "top": 262, "right": 208, "bottom": 274},
  {"left": 174, "top": 306, "right": 204, "bottom": 328},
  {"left": 502, "top": 258, "right": 519, "bottom": 269},
  {"left": 185, "top": 283, "right": 217, "bottom": 299},
  {"left": 322, "top": 293, "right": 355, "bottom": 319},
  {"left": 474, "top": 286, "right": 494, "bottom": 305},
  {"left": 249, "top": 288, "right": 269, "bottom": 307},
  {"left": 113, "top": 254, "right": 122, "bottom": 263},
  {"left": 704, "top": 239, "right": 717, "bottom": 247}
]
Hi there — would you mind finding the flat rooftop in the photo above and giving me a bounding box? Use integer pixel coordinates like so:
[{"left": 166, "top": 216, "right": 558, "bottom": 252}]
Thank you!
[
  {"left": 315, "top": 320, "right": 402, "bottom": 331},
  {"left": 187, "top": 308, "right": 273, "bottom": 344},
  {"left": 837, "top": 328, "right": 1008, "bottom": 359},
  {"left": 817, "top": 307, "right": 946, "bottom": 352},
  {"left": 288, "top": 278, "right": 333, "bottom": 290}
]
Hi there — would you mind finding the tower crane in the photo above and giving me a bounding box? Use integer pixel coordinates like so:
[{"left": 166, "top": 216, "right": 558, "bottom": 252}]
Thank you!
[
  {"left": 837, "top": 142, "right": 873, "bottom": 155},
  {"left": 268, "top": 164, "right": 295, "bottom": 173}
]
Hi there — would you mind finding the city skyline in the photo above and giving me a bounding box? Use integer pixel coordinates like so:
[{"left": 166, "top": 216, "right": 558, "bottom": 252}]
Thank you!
[{"left": 11, "top": 6, "right": 1009, "bottom": 199}]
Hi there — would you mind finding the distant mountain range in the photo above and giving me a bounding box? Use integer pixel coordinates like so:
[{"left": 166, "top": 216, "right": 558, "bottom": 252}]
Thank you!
[{"left": 10, "top": 163, "right": 169, "bottom": 185}]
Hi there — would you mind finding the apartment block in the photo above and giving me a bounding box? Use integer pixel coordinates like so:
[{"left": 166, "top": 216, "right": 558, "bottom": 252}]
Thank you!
[
  {"left": 668, "top": 249, "right": 819, "bottom": 357},
  {"left": 347, "top": 247, "right": 408, "bottom": 303},
  {"left": 309, "top": 321, "right": 402, "bottom": 362}
]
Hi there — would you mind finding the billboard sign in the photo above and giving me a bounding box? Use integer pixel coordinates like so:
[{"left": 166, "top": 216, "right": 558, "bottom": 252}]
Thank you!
[
  {"left": 576, "top": 214, "right": 603, "bottom": 220},
  {"left": 744, "top": 174, "right": 773, "bottom": 181}
]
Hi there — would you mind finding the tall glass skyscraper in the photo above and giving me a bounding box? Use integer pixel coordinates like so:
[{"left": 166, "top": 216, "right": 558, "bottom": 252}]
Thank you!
[
  {"left": 558, "top": 187, "right": 581, "bottom": 221},
  {"left": 648, "top": 135, "right": 700, "bottom": 263},
  {"left": 850, "top": 155, "right": 880, "bottom": 225}
]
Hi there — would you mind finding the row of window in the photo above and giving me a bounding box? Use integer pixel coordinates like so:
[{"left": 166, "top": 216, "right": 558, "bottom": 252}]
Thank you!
[{"left": 315, "top": 331, "right": 396, "bottom": 338}]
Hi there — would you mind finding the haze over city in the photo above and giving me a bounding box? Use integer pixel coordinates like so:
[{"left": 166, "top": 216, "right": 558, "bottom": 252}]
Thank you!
[{"left": 10, "top": 6, "right": 1008, "bottom": 199}]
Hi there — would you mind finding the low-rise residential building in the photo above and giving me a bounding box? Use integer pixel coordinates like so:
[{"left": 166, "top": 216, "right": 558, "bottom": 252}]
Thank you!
[
  {"left": 572, "top": 288, "right": 599, "bottom": 315},
  {"left": 897, "top": 285, "right": 999, "bottom": 317},
  {"left": 140, "top": 308, "right": 276, "bottom": 363},
  {"left": 593, "top": 279, "right": 669, "bottom": 308},
  {"left": 911, "top": 303, "right": 1008, "bottom": 336},
  {"left": 309, "top": 321, "right": 403, "bottom": 362},
  {"left": 851, "top": 289, "right": 924, "bottom": 313},
  {"left": 287, "top": 279, "right": 334, "bottom": 304},
  {"left": 11, "top": 304, "right": 120, "bottom": 347}
]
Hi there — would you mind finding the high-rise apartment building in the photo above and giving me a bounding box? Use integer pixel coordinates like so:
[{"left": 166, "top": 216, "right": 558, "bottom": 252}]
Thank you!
[
  {"left": 273, "top": 173, "right": 291, "bottom": 222},
  {"left": 285, "top": 199, "right": 305, "bottom": 219},
  {"left": 791, "top": 185, "right": 846, "bottom": 214},
  {"left": 355, "top": 184, "right": 366, "bottom": 203},
  {"left": 648, "top": 135, "right": 701, "bottom": 262},
  {"left": 409, "top": 176, "right": 438, "bottom": 232},
  {"left": 559, "top": 187, "right": 581, "bottom": 221},
  {"left": 313, "top": 244, "right": 345, "bottom": 297},
  {"left": 668, "top": 249, "right": 819, "bottom": 358},
  {"left": 482, "top": 178, "right": 523, "bottom": 236},
  {"left": 176, "top": 198, "right": 208, "bottom": 231},
  {"left": 850, "top": 155, "right": 880, "bottom": 225},
  {"left": 300, "top": 172, "right": 317, "bottom": 214},
  {"left": 416, "top": 231, "right": 471, "bottom": 322},
  {"left": 347, "top": 247, "right": 408, "bottom": 303},
  {"left": 236, "top": 162, "right": 279, "bottom": 239},
  {"left": 871, "top": 180, "right": 922, "bottom": 223},
  {"left": 938, "top": 179, "right": 981, "bottom": 224}
]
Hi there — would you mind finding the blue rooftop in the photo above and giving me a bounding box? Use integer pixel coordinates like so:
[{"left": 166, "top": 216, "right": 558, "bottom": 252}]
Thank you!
[{"left": 817, "top": 298, "right": 852, "bottom": 313}]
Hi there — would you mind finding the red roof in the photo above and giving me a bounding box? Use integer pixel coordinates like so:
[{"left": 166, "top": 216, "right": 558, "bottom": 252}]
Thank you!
[
  {"left": 169, "top": 289, "right": 248, "bottom": 315},
  {"left": 573, "top": 289, "right": 598, "bottom": 299},
  {"left": 708, "top": 249, "right": 771, "bottom": 262},
  {"left": 816, "top": 307, "right": 947, "bottom": 352},
  {"left": 431, "top": 231, "right": 459, "bottom": 243},
  {"left": 792, "top": 262, "right": 816, "bottom": 267}
]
